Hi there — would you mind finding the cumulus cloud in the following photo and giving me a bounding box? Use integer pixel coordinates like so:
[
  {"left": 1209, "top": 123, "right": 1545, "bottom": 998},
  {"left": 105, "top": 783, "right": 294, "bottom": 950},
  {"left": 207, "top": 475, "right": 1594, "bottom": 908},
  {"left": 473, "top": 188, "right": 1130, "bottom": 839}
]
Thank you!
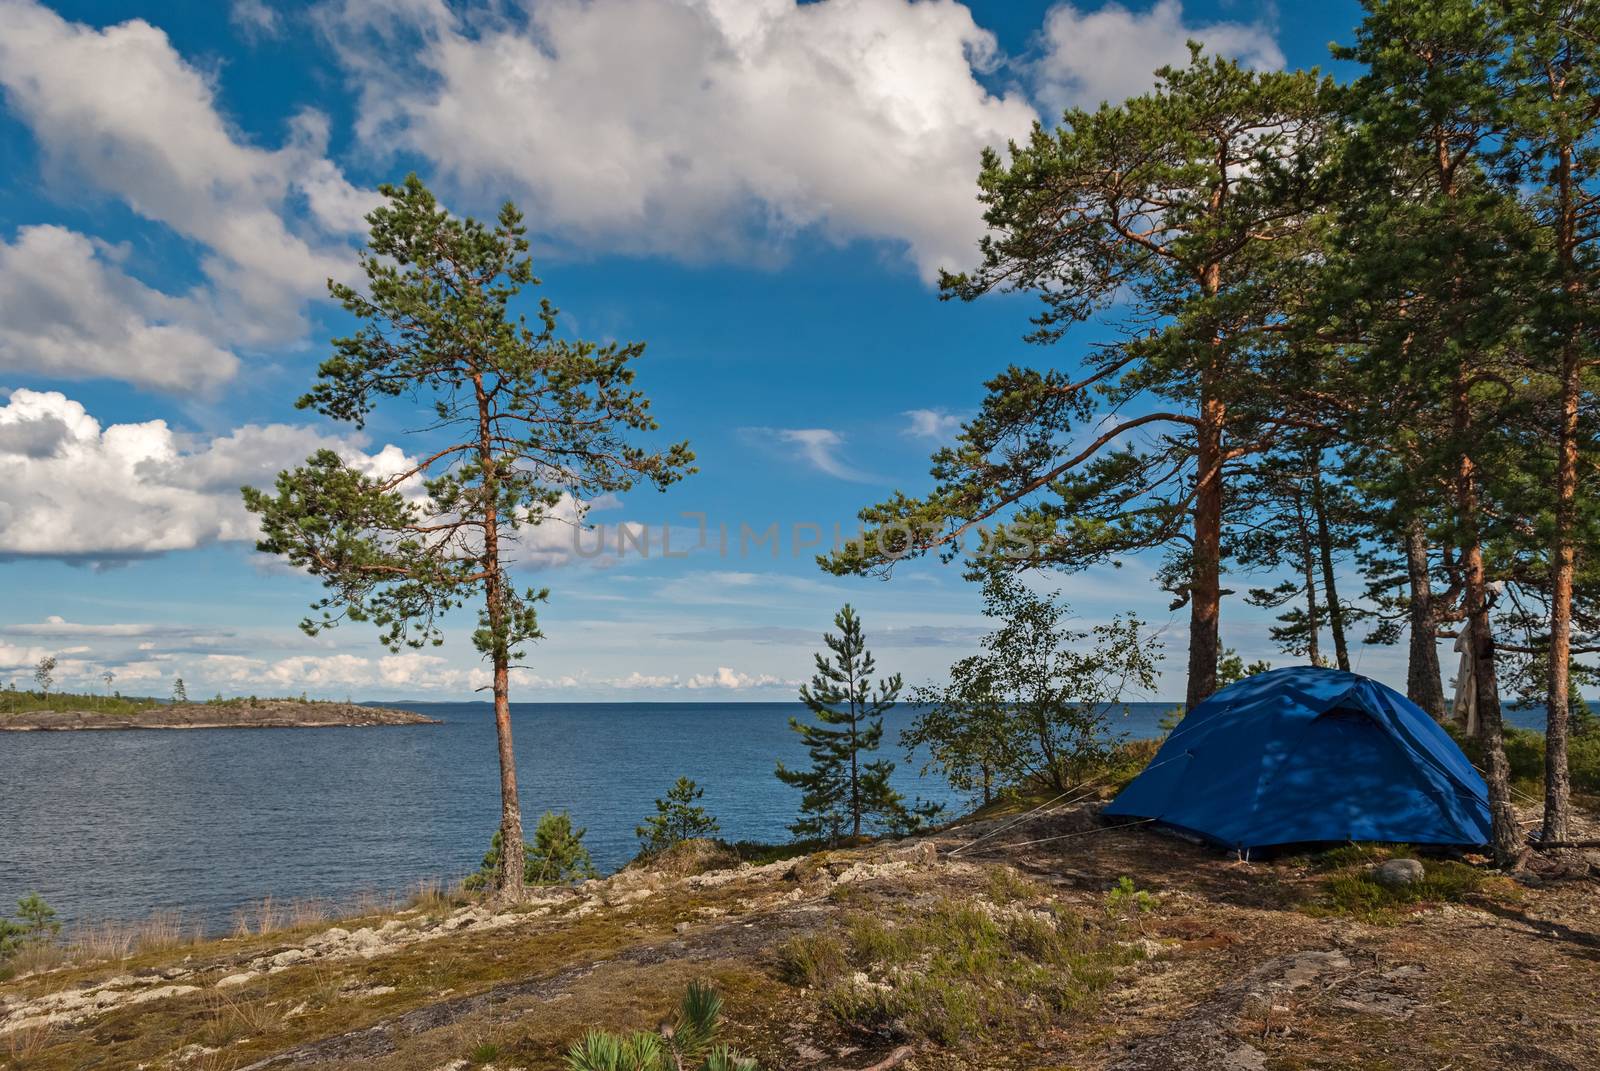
[
  {"left": 1033, "top": 0, "right": 1284, "bottom": 115},
  {"left": 0, "top": 389, "right": 399, "bottom": 561},
  {"left": 0, "top": 226, "right": 239, "bottom": 391},
  {"left": 685, "top": 666, "right": 791, "bottom": 690},
  {"left": 321, "top": 0, "right": 1038, "bottom": 280},
  {"left": 0, "top": 0, "right": 377, "bottom": 385},
  {"left": 902, "top": 408, "right": 962, "bottom": 441}
]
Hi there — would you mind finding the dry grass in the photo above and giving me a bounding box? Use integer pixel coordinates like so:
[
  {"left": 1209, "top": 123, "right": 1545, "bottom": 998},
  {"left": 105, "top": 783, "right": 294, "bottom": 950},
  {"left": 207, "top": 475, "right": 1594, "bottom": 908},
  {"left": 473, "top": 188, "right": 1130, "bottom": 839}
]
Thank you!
[
  {"left": 777, "top": 892, "right": 1137, "bottom": 1045},
  {"left": 2, "top": 1020, "right": 56, "bottom": 1066},
  {"left": 232, "top": 896, "right": 285, "bottom": 937},
  {"left": 198, "top": 989, "right": 285, "bottom": 1047},
  {"left": 66, "top": 910, "right": 189, "bottom": 963},
  {"left": 406, "top": 877, "right": 472, "bottom": 916}
]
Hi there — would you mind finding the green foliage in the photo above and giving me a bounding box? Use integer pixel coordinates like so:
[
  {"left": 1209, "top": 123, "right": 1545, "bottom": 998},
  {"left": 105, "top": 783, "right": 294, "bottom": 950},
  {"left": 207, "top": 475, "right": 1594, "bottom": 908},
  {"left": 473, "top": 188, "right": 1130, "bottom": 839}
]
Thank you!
[
  {"left": 0, "top": 690, "right": 164, "bottom": 717},
  {"left": 906, "top": 577, "right": 1161, "bottom": 799},
  {"left": 564, "top": 982, "right": 757, "bottom": 1071},
  {"left": 1215, "top": 649, "right": 1272, "bottom": 688},
  {"left": 468, "top": 1041, "right": 502, "bottom": 1064},
  {"left": 465, "top": 812, "right": 596, "bottom": 891},
  {"left": 0, "top": 894, "right": 59, "bottom": 960},
  {"left": 32, "top": 655, "right": 55, "bottom": 695},
  {"left": 777, "top": 606, "right": 936, "bottom": 842},
  {"left": 242, "top": 175, "right": 693, "bottom": 657},
  {"left": 778, "top": 895, "right": 1136, "bottom": 1044},
  {"left": 1458, "top": 724, "right": 1600, "bottom": 798},
  {"left": 1103, "top": 877, "right": 1158, "bottom": 926},
  {"left": 636, "top": 777, "right": 720, "bottom": 858},
  {"left": 172, "top": 676, "right": 188, "bottom": 703}
]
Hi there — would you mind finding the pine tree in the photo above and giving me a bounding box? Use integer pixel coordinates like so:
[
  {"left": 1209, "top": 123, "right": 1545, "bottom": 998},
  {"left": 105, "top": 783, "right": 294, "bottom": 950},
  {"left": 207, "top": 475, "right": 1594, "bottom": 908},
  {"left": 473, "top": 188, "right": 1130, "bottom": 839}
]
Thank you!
[
  {"left": 243, "top": 176, "right": 692, "bottom": 899},
  {"left": 775, "top": 606, "right": 908, "bottom": 843},
  {"left": 171, "top": 677, "right": 187, "bottom": 703},
  {"left": 822, "top": 48, "right": 1339, "bottom": 712},
  {"left": 465, "top": 811, "right": 596, "bottom": 890},
  {"left": 636, "top": 777, "right": 720, "bottom": 857},
  {"left": 1327, "top": 0, "right": 1534, "bottom": 864}
]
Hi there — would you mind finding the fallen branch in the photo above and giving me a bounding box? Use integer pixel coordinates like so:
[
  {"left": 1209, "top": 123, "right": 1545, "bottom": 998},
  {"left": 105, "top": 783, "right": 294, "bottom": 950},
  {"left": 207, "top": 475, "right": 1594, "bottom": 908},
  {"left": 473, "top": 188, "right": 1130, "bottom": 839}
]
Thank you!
[{"left": 1530, "top": 838, "right": 1600, "bottom": 850}]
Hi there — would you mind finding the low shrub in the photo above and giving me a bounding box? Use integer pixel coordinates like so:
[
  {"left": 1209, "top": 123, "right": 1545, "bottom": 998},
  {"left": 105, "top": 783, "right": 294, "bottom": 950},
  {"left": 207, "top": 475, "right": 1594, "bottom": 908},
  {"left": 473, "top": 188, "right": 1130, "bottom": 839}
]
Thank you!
[
  {"left": 1457, "top": 723, "right": 1600, "bottom": 800},
  {"left": 564, "top": 981, "right": 757, "bottom": 1071},
  {"left": 780, "top": 894, "right": 1137, "bottom": 1044}
]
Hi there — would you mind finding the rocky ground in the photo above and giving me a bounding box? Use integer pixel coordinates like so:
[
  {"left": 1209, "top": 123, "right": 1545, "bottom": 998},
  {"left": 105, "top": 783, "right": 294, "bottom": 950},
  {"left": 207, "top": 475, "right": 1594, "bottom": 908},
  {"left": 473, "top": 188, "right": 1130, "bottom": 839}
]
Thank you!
[
  {"left": 2, "top": 802, "right": 1597, "bottom": 1070},
  {"left": 0, "top": 701, "right": 437, "bottom": 731}
]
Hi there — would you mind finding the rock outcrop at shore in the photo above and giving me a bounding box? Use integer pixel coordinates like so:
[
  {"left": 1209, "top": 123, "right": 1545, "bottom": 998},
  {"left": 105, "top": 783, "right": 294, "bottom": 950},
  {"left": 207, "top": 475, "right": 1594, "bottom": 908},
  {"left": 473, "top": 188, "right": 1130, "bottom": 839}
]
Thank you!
[
  {"left": 0, "top": 700, "right": 438, "bottom": 731},
  {"left": 2, "top": 805, "right": 1598, "bottom": 1070}
]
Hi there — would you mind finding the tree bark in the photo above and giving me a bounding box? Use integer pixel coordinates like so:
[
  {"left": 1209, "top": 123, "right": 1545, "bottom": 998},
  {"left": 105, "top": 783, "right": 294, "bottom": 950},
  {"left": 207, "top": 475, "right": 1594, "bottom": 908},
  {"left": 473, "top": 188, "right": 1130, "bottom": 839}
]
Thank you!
[
  {"left": 1545, "top": 351, "right": 1578, "bottom": 844},
  {"left": 1309, "top": 461, "right": 1350, "bottom": 670},
  {"left": 478, "top": 376, "right": 525, "bottom": 902},
  {"left": 1543, "top": 142, "right": 1580, "bottom": 846},
  {"left": 1404, "top": 521, "right": 1448, "bottom": 720},
  {"left": 1186, "top": 372, "right": 1225, "bottom": 711},
  {"left": 1455, "top": 390, "right": 1520, "bottom": 866},
  {"left": 1292, "top": 495, "right": 1321, "bottom": 666}
]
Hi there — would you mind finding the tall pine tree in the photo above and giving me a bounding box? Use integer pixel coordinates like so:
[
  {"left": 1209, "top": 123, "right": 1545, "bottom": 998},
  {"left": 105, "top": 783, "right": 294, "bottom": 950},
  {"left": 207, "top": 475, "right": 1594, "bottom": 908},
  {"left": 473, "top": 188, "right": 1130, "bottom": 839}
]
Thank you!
[
  {"left": 822, "top": 49, "right": 1338, "bottom": 711},
  {"left": 243, "top": 177, "right": 693, "bottom": 899}
]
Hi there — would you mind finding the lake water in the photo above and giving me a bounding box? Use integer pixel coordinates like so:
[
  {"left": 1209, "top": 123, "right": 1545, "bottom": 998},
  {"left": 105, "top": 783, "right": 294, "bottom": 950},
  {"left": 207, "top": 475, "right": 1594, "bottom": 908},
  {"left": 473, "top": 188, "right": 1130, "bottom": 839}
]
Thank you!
[{"left": 0, "top": 700, "right": 1550, "bottom": 932}]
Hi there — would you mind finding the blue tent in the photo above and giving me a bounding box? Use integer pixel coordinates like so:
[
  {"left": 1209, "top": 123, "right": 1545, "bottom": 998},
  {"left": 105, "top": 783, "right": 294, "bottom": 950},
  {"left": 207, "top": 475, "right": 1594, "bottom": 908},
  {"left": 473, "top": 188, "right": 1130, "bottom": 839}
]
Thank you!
[{"left": 1104, "top": 666, "right": 1491, "bottom": 849}]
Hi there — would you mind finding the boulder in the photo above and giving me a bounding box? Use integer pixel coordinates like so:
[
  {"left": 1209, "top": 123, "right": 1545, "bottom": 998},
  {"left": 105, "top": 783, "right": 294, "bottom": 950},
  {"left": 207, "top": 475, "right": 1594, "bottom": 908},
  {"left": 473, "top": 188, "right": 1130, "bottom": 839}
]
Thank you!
[{"left": 1373, "top": 858, "right": 1425, "bottom": 887}]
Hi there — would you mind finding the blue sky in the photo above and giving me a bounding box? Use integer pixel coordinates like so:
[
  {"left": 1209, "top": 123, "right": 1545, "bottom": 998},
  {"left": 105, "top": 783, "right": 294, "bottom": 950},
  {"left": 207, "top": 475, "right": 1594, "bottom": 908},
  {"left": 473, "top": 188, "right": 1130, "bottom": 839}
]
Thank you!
[{"left": 0, "top": 0, "right": 1402, "bottom": 702}]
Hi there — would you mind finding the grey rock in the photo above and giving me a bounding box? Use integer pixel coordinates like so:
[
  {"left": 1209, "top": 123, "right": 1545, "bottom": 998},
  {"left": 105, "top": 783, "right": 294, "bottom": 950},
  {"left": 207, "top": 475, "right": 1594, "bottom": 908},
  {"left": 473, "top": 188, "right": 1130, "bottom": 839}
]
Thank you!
[{"left": 1374, "top": 858, "right": 1425, "bottom": 887}]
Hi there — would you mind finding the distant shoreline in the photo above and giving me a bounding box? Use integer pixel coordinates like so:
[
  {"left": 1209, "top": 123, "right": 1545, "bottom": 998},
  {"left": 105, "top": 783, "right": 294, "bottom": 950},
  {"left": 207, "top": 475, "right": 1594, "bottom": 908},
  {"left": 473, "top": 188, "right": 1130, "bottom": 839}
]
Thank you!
[{"left": 0, "top": 700, "right": 439, "bottom": 732}]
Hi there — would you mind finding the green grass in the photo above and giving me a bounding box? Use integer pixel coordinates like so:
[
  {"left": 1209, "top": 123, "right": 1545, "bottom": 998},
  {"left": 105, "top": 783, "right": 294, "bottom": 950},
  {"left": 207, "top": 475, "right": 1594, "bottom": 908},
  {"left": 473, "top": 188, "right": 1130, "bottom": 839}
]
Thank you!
[
  {"left": 776, "top": 893, "right": 1137, "bottom": 1045},
  {"left": 1308, "top": 858, "right": 1489, "bottom": 923}
]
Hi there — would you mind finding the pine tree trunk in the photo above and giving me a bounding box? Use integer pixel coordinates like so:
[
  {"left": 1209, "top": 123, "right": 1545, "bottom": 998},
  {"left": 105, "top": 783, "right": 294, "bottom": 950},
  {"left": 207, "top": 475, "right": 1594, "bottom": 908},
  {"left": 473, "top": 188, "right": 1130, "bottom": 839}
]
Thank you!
[
  {"left": 1404, "top": 521, "right": 1448, "bottom": 720},
  {"left": 1455, "top": 391, "right": 1520, "bottom": 867},
  {"left": 1544, "top": 345, "right": 1579, "bottom": 845},
  {"left": 1186, "top": 383, "right": 1225, "bottom": 711},
  {"left": 1310, "top": 462, "right": 1350, "bottom": 670},
  {"left": 491, "top": 645, "right": 525, "bottom": 899},
  {"left": 1543, "top": 143, "right": 1580, "bottom": 846},
  {"left": 850, "top": 703, "right": 861, "bottom": 840},
  {"left": 1293, "top": 496, "right": 1321, "bottom": 666},
  {"left": 477, "top": 375, "right": 525, "bottom": 901}
]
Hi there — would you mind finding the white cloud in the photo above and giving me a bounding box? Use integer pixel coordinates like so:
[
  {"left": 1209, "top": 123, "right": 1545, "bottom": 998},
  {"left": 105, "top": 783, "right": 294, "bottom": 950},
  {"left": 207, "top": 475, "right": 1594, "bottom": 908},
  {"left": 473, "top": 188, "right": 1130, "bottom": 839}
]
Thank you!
[
  {"left": 768, "top": 427, "right": 871, "bottom": 482},
  {"left": 203, "top": 653, "right": 376, "bottom": 689},
  {"left": 322, "top": 0, "right": 1038, "bottom": 280},
  {"left": 0, "top": 226, "right": 239, "bottom": 391},
  {"left": 0, "top": 616, "right": 224, "bottom": 640},
  {"left": 1033, "top": 0, "right": 1284, "bottom": 115},
  {"left": 902, "top": 408, "right": 962, "bottom": 441},
  {"left": 231, "top": 0, "right": 282, "bottom": 40},
  {"left": 0, "top": 0, "right": 377, "bottom": 384},
  {"left": 685, "top": 665, "right": 790, "bottom": 690},
  {"left": 0, "top": 389, "right": 398, "bottom": 561}
]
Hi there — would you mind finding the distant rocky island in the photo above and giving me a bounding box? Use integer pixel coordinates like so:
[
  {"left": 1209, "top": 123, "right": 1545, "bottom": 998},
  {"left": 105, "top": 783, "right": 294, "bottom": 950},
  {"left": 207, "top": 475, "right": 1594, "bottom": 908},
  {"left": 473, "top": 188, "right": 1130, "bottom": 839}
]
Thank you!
[{"left": 0, "top": 699, "right": 437, "bottom": 731}]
